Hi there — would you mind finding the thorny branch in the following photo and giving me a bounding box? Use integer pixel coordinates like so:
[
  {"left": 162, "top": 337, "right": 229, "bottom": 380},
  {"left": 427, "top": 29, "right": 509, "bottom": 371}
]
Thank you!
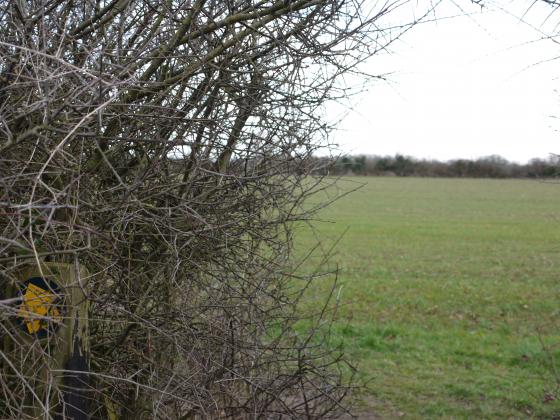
[{"left": 0, "top": 0, "right": 421, "bottom": 418}]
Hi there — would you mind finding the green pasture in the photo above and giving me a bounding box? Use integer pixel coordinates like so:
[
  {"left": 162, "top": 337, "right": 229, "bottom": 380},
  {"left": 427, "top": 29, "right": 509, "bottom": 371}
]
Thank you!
[{"left": 295, "top": 177, "right": 560, "bottom": 418}]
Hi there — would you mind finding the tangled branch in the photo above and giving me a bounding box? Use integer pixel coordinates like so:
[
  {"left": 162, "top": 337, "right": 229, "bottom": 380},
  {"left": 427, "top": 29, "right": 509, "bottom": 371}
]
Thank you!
[{"left": 0, "top": 0, "right": 418, "bottom": 418}]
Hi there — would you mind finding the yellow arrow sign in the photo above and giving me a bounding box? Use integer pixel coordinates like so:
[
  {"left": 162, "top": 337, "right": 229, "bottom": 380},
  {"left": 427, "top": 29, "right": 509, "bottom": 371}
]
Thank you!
[{"left": 17, "top": 278, "right": 63, "bottom": 337}]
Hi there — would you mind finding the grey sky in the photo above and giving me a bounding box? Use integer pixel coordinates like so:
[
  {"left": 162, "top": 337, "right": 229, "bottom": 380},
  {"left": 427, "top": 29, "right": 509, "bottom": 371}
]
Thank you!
[{"left": 329, "top": 0, "right": 560, "bottom": 163}]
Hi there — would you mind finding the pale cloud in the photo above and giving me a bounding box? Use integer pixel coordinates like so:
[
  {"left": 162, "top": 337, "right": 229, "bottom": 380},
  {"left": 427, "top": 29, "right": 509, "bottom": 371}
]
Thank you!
[{"left": 329, "top": 0, "right": 560, "bottom": 163}]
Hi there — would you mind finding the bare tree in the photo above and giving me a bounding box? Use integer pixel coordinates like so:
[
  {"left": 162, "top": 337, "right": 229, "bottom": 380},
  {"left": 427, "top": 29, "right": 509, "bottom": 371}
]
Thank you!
[{"left": 0, "top": 0, "right": 419, "bottom": 418}]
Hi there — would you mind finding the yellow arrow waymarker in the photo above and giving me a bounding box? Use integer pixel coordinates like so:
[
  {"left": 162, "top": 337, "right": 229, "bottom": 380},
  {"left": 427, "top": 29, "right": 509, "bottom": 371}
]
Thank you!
[{"left": 17, "top": 277, "right": 63, "bottom": 338}]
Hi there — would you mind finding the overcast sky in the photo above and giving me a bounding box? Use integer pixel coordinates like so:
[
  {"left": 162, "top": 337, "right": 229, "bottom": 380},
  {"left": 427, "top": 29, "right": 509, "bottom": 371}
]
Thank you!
[{"left": 328, "top": 0, "right": 560, "bottom": 163}]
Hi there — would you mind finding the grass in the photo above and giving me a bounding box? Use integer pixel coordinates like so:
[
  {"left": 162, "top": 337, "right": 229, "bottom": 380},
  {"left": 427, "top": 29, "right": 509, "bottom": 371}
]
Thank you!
[{"left": 294, "top": 177, "right": 560, "bottom": 418}]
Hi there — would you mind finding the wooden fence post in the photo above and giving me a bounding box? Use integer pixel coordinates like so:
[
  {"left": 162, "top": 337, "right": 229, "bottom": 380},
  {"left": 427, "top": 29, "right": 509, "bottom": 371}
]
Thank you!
[{"left": 7, "top": 260, "right": 90, "bottom": 419}]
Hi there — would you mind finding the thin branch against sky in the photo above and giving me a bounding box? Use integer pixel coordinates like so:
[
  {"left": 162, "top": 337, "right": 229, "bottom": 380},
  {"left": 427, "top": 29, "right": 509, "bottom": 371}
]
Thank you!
[{"left": 329, "top": 0, "right": 560, "bottom": 163}]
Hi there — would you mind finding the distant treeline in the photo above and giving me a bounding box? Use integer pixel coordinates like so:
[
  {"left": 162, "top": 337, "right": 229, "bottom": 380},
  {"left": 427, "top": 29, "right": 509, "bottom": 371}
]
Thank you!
[{"left": 313, "top": 154, "right": 560, "bottom": 178}]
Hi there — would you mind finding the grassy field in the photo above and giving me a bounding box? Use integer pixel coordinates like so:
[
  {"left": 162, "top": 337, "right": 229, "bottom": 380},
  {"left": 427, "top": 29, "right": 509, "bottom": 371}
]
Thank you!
[{"left": 295, "top": 177, "right": 560, "bottom": 418}]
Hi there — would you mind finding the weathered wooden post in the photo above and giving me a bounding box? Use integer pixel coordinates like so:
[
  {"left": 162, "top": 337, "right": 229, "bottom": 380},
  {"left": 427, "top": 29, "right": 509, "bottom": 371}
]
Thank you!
[{"left": 6, "top": 260, "right": 90, "bottom": 419}]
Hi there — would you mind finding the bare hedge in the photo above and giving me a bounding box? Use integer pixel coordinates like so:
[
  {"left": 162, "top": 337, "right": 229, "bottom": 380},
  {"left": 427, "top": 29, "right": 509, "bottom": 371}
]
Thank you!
[{"left": 0, "top": 0, "right": 418, "bottom": 418}]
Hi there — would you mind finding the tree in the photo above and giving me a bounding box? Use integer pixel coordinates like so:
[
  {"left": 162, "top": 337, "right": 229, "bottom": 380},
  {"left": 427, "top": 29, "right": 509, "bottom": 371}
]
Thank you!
[
  {"left": 0, "top": 0, "right": 420, "bottom": 418},
  {"left": 393, "top": 154, "right": 413, "bottom": 176},
  {"left": 353, "top": 155, "right": 367, "bottom": 175}
]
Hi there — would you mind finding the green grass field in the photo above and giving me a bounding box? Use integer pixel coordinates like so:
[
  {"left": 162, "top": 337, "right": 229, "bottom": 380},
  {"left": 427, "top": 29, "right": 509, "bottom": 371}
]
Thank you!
[{"left": 295, "top": 177, "right": 560, "bottom": 418}]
